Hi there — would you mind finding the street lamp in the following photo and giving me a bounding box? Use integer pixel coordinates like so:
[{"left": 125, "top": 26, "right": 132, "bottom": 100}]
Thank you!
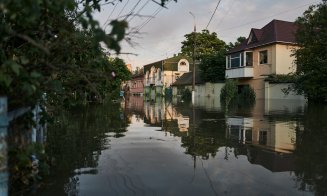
[{"left": 189, "top": 12, "right": 196, "bottom": 104}]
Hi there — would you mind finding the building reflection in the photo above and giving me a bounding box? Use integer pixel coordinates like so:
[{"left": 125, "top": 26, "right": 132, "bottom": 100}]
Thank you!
[
  {"left": 125, "top": 96, "right": 305, "bottom": 173},
  {"left": 226, "top": 99, "right": 304, "bottom": 172}
]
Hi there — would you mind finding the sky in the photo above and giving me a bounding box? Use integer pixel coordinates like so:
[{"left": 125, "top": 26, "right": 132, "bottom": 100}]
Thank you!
[{"left": 94, "top": 0, "right": 318, "bottom": 70}]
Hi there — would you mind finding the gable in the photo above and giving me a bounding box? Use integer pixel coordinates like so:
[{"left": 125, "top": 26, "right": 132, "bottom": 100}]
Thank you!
[{"left": 227, "top": 20, "right": 297, "bottom": 54}]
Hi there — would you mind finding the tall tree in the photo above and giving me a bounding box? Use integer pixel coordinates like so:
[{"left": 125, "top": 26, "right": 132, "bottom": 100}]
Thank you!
[
  {"left": 293, "top": 0, "right": 327, "bottom": 102},
  {"left": 181, "top": 29, "right": 226, "bottom": 82},
  {"left": 226, "top": 36, "right": 246, "bottom": 50},
  {"left": 0, "top": 0, "right": 169, "bottom": 109},
  {"left": 181, "top": 29, "right": 226, "bottom": 60}
]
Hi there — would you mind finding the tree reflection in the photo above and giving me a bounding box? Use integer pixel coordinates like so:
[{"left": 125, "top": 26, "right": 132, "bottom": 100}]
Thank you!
[
  {"left": 294, "top": 104, "right": 327, "bottom": 195},
  {"left": 163, "top": 105, "right": 229, "bottom": 160},
  {"left": 42, "top": 102, "right": 129, "bottom": 195}
]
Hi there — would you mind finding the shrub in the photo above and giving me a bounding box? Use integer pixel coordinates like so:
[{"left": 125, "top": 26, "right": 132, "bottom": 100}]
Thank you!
[
  {"left": 181, "top": 88, "right": 192, "bottom": 101},
  {"left": 239, "top": 85, "right": 256, "bottom": 103},
  {"left": 220, "top": 79, "right": 238, "bottom": 106}
]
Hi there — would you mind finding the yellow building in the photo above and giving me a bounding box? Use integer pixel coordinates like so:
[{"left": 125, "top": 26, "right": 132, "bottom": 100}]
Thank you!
[{"left": 226, "top": 19, "right": 303, "bottom": 100}]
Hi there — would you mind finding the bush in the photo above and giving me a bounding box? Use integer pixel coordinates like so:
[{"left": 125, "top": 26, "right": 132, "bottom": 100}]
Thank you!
[
  {"left": 220, "top": 80, "right": 238, "bottom": 104},
  {"left": 181, "top": 88, "right": 192, "bottom": 101},
  {"left": 239, "top": 85, "right": 256, "bottom": 103}
]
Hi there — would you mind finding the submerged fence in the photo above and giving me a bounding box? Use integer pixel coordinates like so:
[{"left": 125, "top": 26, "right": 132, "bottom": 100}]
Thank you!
[{"left": 0, "top": 96, "right": 40, "bottom": 196}]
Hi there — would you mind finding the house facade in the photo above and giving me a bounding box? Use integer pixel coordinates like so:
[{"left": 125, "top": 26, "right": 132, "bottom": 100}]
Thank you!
[
  {"left": 143, "top": 55, "right": 192, "bottom": 99},
  {"left": 226, "top": 19, "right": 303, "bottom": 100},
  {"left": 129, "top": 68, "right": 144, "bottom": 96}
]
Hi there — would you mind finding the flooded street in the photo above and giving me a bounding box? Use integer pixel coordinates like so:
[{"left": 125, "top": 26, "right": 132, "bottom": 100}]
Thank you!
[{"left": 22, "top": 97, "right": 327, "bottom": 195}]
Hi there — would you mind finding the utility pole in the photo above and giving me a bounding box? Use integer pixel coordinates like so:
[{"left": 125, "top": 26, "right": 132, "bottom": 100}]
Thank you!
[{"left": 189, "top": 12, "right": 196, "bottom": 105}]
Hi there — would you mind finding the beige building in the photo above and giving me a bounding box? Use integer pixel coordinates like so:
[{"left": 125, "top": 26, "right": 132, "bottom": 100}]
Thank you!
[
  {"left": 143, "top": 54, "right": 192, "bottom": 100},
  {"left": 226, "top": 19, "right": 303, "bottom": 100}
]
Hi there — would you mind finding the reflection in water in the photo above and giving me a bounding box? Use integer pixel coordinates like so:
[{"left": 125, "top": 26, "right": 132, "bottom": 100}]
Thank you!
[
  {"left": 34, "top": 102, "right": 129, "bottom": 196},
  {"left": 21, "top": 96, "right": 327, "bottom": 196},
  {"left": 293, "top": 105, "right": 327, "bottom": 195},
  {"left": 130, "top": 96, "right": 325, "bottom": 195}
]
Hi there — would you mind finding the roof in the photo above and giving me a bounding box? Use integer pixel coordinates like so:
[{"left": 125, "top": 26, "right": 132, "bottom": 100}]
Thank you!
[
  {"left": 131, "top": 72, "right": 144, "bottom": 79},
  {"left": 143, "top": 55, "right": 193, "bottom": 73},
  {"left": 228, "top": 19, "right": 298, "bottom": 54},
  {"left": 171, "top": 71, "right": 204, "bottom": 86}
]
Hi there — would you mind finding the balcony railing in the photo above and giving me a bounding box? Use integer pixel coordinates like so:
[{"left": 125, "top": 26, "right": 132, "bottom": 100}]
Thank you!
[{"left": 225, "top": 67, "right": 253, "bottom": 79}]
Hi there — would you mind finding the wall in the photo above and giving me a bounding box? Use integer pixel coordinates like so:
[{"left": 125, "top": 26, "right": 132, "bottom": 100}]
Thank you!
[
  {"left": 264, "top": 82, "right": 305, "bottom": 100},
  {"left": 252, "top": 45, "right": 274, "bottom": 78},
  {"left": 275, "top": 44, "right": 297, "bottom": 74},
  {"left": 238, "top": 78, "right": 266, "bottom": 99},
  {"left": 163, "top": 71, "right": 187, "bottom": 88},
  {"left": 172, "top": 83, "right": 224, "bottom": 99}
]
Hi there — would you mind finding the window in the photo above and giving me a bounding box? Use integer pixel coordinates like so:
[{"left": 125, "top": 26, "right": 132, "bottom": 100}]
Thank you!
[
  {"left": 227, "top": 51, "right": 254, "bottom": 68},
  {"left": 245, "top": 52, "right": 253, "bottom": 66},
  {"left": 180, "top": 61, "right": 186, "bottom": 66},
  {"left": 226, "top": 56, "right": 230, "bottom": 68},
  {"left": 230, "top": 52, "right": 241, "bottom": 68},
  {"left": 259, "top": 50, "right": 268, "bottom": 64}
]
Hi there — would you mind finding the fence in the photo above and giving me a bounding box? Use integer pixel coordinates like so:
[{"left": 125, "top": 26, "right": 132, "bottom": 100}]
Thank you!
[{"left": 0, "top": 97, "right": 38, "bottom": 196}]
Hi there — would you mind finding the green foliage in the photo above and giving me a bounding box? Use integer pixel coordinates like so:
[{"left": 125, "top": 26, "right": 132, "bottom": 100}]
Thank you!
[
  {"left": 9, "top": 143, "right": 49, "bottom": 192},
  {"left": 181, "top": 88, "right": 192, "bottom": 101},
  {"left": 181, "top": 29, "right": 226, "bottom": 82},
  {"left": 226, "top": 36, "right": 246, "bottom": 50},
  {"left": 0, "top": 0, "right": 174, "bottom": 110},
  {"left": 181, "top": 29, "right": 226, "bottom": 60},
  {"left": 266, "top": 74, "right": 297, "bottom": 83},
  {"left": 220, "top": 79, "right": 238, "bottom": 110},
  {"left": 199, "top": 52, "right": 226, "bottom": 82},
  {"left": 293, "top": 0, "right": 327, "bottom": 102},
  {"left": 239, "top": 85, "right": 256, "bottom": 103}
]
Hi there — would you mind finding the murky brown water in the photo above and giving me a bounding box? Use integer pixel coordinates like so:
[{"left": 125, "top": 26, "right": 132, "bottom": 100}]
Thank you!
[{"left": 9, "top": 97, "right": 327, "bottom": 195}]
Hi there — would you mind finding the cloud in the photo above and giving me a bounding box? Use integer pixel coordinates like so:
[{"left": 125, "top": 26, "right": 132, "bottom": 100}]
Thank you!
[{"left": 94, "top": 0, "right": 317, "bottom": 69}]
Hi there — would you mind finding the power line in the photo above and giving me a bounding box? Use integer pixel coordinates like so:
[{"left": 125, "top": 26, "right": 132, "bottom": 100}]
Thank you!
[
  {"left": 128, "top": 0, "right": 151, "bottom": 22},
  {"left": 216, "top": 0, "right": 235, "bottom": 27},
  {"left": 206, "top": 0, "right": 222, "bottom": 29},
  {"left": 136, "top": 6, "right": 163, "bottom": 32},
  {"left": 124, "top": 0, "right": 142, "bottom": 20},
  {"left": 103, "top": 1, "right": 119, "bottom": 29},
  {"left": 135, "top": 0, "right": 173, "bottom": 32},
  {"left": 117, "top": 0, "right": 130, "bottom": 18}
]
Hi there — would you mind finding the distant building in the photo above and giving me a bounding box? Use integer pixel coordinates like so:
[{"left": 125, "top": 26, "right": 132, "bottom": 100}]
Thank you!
[
  {"left": 143, "top": 54, "right": 192, "bottom": 99},
  {"left": 125, "top": 63, "right": 132, "bottom": 73},
  {"left": 129, "top": 68, "right": 144, "bottom": 96},
  {"left": 171, "top": 71, "right": 204, "bottom": 98},
  {"left": 226, "top": 19, "right": 303, "bottom": 100}
]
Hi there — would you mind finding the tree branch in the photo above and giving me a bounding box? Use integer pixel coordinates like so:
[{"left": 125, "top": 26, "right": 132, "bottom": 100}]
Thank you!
[{"left": 15, "top": 33, "right": 50, "bottom": 55}]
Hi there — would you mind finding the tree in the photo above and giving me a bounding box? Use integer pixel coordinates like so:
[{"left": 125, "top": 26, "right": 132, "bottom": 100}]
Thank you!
[
  {"left": 293, "top": 0, "right": 327, "bottom": 102},
  {"left": 199, "top": 52, "right": 225, "bottom": 82},
  {"left": 181, "top": 29, "right": 226, "bottom": 60},
  {"left": 0, "top": 0, "right": 169, "bottom": 109},
  {"left": 181, "top": 29, "right": 226, "bottom": 82},
  {"left": 226, "top": 36, "right": 246, "bottom": 50}
]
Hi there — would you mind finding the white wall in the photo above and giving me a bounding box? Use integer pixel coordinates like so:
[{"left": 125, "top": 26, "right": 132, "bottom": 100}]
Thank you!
[{"left": 265, "top": 82, "right": 305, "bottom": 100}]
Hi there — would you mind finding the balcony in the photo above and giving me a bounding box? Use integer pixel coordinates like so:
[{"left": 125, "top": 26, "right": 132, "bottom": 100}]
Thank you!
[{"left": 225, "top": 67, "right": 253, "bottom": 79}]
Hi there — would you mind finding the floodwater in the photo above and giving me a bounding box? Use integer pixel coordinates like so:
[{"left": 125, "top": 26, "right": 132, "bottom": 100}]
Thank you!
[{"left": 10, "top": 97, "right": 327, "bottom": 195}]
